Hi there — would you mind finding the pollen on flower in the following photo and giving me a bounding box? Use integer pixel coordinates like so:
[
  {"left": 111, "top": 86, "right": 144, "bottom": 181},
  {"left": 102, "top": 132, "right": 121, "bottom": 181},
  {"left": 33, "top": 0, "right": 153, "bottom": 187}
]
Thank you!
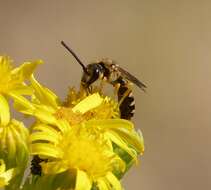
[
  {"left": 54, "top": 107, "right": 84, "bottom": 125},
  {"left": 64, "top": 130, "right": 113, "bottom": 177},
  {"left": 83, "top": 97, "right": 120, "bottom": 120},
  {"left": 63, "top": 87, "right": 120, "bottom": 121},
  {"left": 41, "top": 125, "right": 124, "bottom": 179},
  {"left": 63, "top": 87, "right": 86, "bottom": 107}
]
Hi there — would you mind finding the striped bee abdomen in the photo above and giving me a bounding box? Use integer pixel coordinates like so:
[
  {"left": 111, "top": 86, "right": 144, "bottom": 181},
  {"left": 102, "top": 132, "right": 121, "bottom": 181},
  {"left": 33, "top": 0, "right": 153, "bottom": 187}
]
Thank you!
[{"left": 115, "top": 77, "right": 135, "bottom": 120}]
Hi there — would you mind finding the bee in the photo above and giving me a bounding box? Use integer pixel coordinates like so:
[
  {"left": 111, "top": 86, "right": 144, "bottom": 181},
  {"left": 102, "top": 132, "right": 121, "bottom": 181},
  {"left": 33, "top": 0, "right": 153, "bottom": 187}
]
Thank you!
[{"left": 61, "top": 41, "right": 146, "bottom": 120}]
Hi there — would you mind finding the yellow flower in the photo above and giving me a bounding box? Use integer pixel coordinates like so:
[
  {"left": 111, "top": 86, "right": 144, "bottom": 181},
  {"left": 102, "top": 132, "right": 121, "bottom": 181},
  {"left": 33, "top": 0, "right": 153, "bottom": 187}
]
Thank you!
[
  {"left": 0, "top": 56, "right": 41, "bottom": 95},
  {"left": 15, "top": 76, "right": 144, "bottom": 157},
  {"left": 30, "top": 122, "right": 125, "bottom": 190},
  {"left": 14, "top": 76, "right": 144, "bottom": 189},
  {"left": 64, "top": 87, "right": 120, "bottom": 119},
  {"left": 0, "top": 56, "right": 42, "bottom": 126},
  {"left": 0, "top": 56, "right": 42, "bottom": 189}
]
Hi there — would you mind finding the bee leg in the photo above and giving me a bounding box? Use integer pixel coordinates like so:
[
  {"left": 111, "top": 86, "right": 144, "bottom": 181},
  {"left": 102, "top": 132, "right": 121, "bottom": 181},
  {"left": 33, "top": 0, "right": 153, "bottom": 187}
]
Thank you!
[
  {"left": 117, "top": 82, "right": 133, "bottom": 106},
  {"left": 113, "top": 83, "right": 121, "bottom": 99},
  {"left": 111, "top": 80, "right": 129, "bottom": 103},
  {"left": 87, "top": 86, "right": 91, "bottom": 94},
  {"left": 80, "top": 84, "right": 90, "bottom": 96},
  {"left": 99, "top": 78, "right": 107, "bottom": 93},
  {"left": 118, "top": 88, "right": 132, "bottom": 107}
]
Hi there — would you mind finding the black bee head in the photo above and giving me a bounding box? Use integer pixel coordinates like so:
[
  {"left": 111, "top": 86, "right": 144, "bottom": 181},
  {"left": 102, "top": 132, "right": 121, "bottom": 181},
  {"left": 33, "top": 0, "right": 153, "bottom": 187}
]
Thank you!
[
  {"left": 81, "top": 63, "right": 102, "bottom": 88},
  {"left": 60, "top": 41, "right": 104, "bottom": 89}
]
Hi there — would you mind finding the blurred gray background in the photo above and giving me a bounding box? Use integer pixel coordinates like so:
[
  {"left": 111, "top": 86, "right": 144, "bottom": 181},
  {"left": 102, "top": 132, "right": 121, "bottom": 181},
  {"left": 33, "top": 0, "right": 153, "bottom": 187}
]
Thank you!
[{"left": 0, "top": 0, "right": 211, "bottom": 189}]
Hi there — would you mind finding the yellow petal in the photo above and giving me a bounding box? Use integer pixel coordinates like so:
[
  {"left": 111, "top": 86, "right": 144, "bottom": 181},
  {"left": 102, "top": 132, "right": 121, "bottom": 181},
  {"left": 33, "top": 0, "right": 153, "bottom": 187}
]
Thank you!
[
  {"left": 0, "top": 94, "right": 10, "bottom": 126},
  {"left": 31, "top": 143, "right": 62, "bottom": 158},
  {"left": 23, "top": 104, "right": 57, "bottom": 125},
  {"left": 30, "top": 75, "right": 59, "bottom": 109},
  {"left": 137, "top": 129, "right": 145, "bottom": 154},
  {"left": 112, "top": 128, "right": 144, "bottom": 154},
  {"left": 30, "top": 131, "right": 59, "bottom": 144},
  {"left": 0, "top": 160, "right": 16, "bottom": 187},
  {"left": 85, "top": 119, "right": 134, "bottom": 131},
  {"left": 8, "top": 91, "right": 34, "bottom": 110},
  {"left": 33, "top": 123, "right": 60, "bottom": 139},
  {"left": 0, "top": 168, "right": 15, "bottom": 186},
  {"left": 11, "top": 60, "right": 43, "bottom": 80},
  {"left": 72, "top": 93, "right": 103, "bottom": 114},
  {"left": 11, "top": 85, "right": 33, "bottom": 95},
  {"left": 97, "top": 179, "right": 109, "bottom": 190},
  {"left": 105, "top": 172, "right": 122, "bottom": 190},
  {"left": 75, "top": 170, "right": 92, "bottom": 190},
  {"left": 0, "top": 128, "right": 7, "bottom": 160},
  {"left": 41, "top": 161, "right": 68, "bottom": 174},
  {"left": 55, "top": 119, "right": 70, "bottom": 134},
  {"left": 6, "top": 127, "right": 17, "bottom": 163},
  {"left": 105, "top": 132, "right": 137, "bottom": 160},
  {"left": 10, "top": 119, "right": 29, "bottom": 142},
  {"left": 0, "top": 160, "right": 5, "bottom": 173}
]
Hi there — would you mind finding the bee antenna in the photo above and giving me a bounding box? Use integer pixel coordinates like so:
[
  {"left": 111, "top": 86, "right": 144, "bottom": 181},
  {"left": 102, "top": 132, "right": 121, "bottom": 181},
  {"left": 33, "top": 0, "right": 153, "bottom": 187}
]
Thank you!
[{"left": 61, "top": 41, "right": 89, "bottom": 74}]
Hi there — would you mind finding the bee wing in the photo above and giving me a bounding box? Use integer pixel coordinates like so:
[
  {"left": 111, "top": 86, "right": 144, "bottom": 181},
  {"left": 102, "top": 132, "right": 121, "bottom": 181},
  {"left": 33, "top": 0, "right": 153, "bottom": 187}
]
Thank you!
[{"left": 116, "top": 65, "right": 147, "bottom": 91}]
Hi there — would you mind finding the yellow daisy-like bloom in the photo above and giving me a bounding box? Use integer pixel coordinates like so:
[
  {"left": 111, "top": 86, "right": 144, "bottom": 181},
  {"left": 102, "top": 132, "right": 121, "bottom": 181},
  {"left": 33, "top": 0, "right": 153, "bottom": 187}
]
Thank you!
[
  {"left": 15, "top": 75, "right": 144, "bottom": 190},
  {"left": 0, "top": 56, "right": 40, "bottom": 163},
  {"left": 30, "top": 121, "right": 125, "bottom": 190},
  {"left": 0, "top": 56, "right": 41, "bottom": 189},
  {"left": 0, "top": 56, "right": 42, "bottom": 126},
  {"left": 0, "top": 56, "right": 41, "bottom": 95},
  {"left": 15, "top": 76, "right": 144, "bottom": 157}
]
